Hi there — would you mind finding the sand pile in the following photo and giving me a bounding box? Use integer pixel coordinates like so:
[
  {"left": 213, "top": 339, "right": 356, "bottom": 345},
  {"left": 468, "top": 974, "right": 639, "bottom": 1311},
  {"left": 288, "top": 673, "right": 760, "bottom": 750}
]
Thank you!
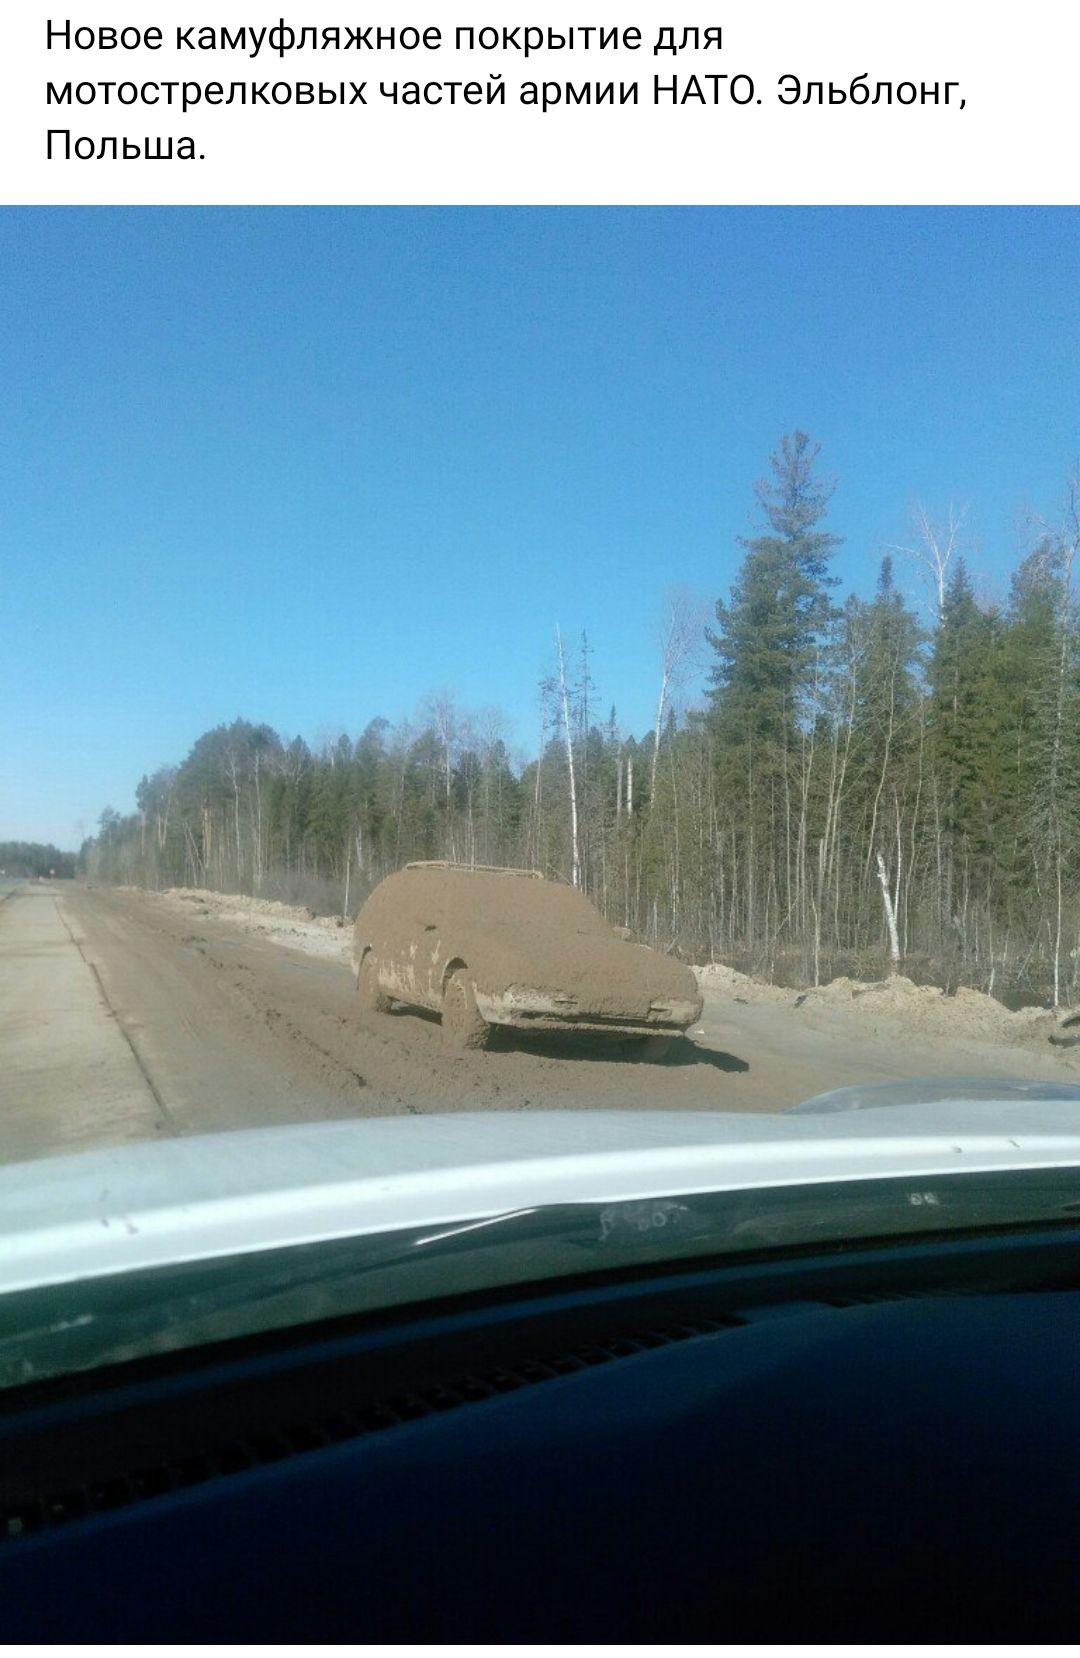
[
  {"left": 794, "top": 973, "right": 1055, "bottom": 1043},
  {"left": 693, "top": 963, "right": 789, "bottom": 1003},
  {"left": 157, "top": 887, "right": 352, "bottom": 961},
  {"left": 693, "top": 962, "right": 1061, "bottom": 1047}
]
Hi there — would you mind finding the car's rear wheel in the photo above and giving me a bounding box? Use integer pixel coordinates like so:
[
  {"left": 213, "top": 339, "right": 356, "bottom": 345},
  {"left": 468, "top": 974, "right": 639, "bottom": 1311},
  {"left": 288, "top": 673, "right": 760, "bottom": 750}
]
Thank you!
[
  {"left": 442, "top": 970, "right": 491, "bottom": 1050},
  {"left": 357, "top": 951, "right": 392, "bottom": 1015}
]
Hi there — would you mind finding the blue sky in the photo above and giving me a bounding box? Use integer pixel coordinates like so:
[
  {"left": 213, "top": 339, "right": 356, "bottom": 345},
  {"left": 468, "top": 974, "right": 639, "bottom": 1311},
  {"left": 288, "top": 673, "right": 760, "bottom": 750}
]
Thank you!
[{"left": 3, "top": 207, "right": 1078, "bottom": 846}]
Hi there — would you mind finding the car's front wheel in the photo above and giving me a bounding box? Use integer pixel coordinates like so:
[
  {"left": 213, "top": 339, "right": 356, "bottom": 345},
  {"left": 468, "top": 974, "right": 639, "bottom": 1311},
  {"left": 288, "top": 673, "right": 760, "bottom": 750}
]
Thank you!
[
  {"left": 442, "top": 970, "right": 491, "bottom": 1050},
  {"left": 357, "top": 951, "right": 392, "bottom": 1015},
  {"left": 624, "top": 1034, "right": 672, "bottom": 1062}
]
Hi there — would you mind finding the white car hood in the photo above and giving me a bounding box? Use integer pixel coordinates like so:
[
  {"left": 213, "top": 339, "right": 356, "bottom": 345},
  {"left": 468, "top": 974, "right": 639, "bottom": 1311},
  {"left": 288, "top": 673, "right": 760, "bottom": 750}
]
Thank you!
[{"left": 2, "top": 1096, "right": 1080, "bottom": 1296}]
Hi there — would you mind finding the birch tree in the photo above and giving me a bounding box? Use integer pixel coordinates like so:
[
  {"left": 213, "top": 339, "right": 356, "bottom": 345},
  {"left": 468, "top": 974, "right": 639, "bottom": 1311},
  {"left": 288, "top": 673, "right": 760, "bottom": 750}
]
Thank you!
[
  {"left": 891, "top": 501, "right": 967, "bottom": 625},
  {"left": 649, "top": 586, "right": 707, "bottom": 809},
  {"left": 552, "top": 626, "right": 581, "bottom": 887}
]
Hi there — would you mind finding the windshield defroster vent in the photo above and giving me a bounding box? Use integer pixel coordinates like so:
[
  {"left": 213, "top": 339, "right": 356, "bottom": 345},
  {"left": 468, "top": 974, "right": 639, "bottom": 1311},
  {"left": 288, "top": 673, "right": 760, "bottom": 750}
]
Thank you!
[{"left": 2, "top": 1314, "right": 743, "bottom": 1544}]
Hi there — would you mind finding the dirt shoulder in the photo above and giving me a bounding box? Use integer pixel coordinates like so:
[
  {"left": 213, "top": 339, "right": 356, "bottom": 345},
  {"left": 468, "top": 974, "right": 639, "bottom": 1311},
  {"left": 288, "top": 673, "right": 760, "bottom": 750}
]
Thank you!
[
  {"left": 693, "top": 959, "right": 1080, "bottom": 1110},
  {"left": 151, "top": 886, "right": 354, "bottom": 962}
]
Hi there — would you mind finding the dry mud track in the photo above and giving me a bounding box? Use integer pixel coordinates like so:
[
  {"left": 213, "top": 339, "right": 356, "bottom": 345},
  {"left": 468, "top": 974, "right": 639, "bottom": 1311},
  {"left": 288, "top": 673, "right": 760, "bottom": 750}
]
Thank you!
[{"left": 3, "top": 882, "right": 1079, "bottom": 1164}]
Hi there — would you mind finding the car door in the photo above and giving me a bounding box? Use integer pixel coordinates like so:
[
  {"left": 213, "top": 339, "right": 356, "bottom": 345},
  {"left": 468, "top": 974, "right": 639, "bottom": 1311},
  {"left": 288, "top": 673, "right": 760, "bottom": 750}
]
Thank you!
[{"left": 405, "top": 869, "right": 448, "bottom": 1010}]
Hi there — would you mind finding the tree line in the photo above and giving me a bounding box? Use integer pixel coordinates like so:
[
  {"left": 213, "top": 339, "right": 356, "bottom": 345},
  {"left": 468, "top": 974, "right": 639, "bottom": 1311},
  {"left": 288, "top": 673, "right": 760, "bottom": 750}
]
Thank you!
[
  {"left": 81, "top": 432, "right": 1080, "bottom": 1004},
  {"left": 0, "top": 842, "right": 77, "bottom": 879}
]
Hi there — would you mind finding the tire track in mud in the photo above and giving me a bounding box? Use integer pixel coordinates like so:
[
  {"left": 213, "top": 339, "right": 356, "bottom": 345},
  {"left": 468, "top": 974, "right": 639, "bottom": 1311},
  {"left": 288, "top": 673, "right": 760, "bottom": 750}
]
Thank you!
[
  {"left": 134, "top": 909, "right": 436, "bottom": 1117},
  {"left": 165, "top": 930, "right": 375, "bottom": 1103},
  {"left": 60, "top": 888, "right": 410, "bottom": 1131},
  {"left": 115, "top": 900, "right": 501, "bottom": 1116}
]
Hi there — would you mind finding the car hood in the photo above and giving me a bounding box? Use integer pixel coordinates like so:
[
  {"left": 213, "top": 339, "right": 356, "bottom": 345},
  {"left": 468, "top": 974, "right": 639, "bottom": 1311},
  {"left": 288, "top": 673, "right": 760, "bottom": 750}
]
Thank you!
[
  {"left": 3, "top": 1094, "right": 1080, "bottom": 1297},
  {"left": 466, "top": 929, "right": 700, "bottom": 1012},
  {"left": 791, "top": 1075, "right": 1080, "bottom": 1113}
]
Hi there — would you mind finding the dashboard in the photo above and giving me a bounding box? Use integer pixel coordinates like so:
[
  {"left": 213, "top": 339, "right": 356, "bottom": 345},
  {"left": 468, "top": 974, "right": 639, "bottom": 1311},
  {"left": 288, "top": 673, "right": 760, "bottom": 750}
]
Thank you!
[{"left": 1, "top": 1224, "right": 1078, "bottom": 1641}]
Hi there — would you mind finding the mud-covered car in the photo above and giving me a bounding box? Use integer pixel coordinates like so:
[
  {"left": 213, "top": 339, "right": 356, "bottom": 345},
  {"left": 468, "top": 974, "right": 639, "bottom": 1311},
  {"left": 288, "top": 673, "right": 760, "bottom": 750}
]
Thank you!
[{"left": 352, "top": 862, "right": 703, "bottom": 1054}]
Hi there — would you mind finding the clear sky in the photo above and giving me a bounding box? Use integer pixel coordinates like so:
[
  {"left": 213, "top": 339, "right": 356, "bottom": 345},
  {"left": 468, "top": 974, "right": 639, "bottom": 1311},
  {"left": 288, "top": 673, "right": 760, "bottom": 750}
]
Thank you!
[{"left": 3, "top": 206, "right": 1078, "bottom": 847}]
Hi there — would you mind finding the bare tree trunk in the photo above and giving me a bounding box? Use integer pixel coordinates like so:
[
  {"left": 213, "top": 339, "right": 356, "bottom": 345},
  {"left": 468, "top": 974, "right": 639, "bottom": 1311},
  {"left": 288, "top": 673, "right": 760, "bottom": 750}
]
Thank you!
[
  {"left": 891, "top": 501, "right": 966, "bottom": 625},
  {"left": 1051, "top": 540, "right": 1076, "bottom": 1008},
  {"left": 555, "top": 626, "right": 581, "bottom": 887},
  {"left": 228, "top": 755, "right": 243, "bottom": 887},
  {"left": 649, "top": 589, "right": 704, "bottom": 811},
  {"left": 252, "top": 749, "right": 264, "bottom": 893},
  {"left": 904, "top": 707, "right": 926, "bottom": 958},
  {"left": 667, "top": 735, "right": 681, "bottom": 935},
  {"left": 876, "top": 850, "right": 901, "bottom": 975},
  {"left": 650, "top": 665, "right": 669, "bottom": 808},
  {"left": 531, "top": 708, "right": 545, "bottom": 870},
  {"left": 864, "top": 654, "right": 899, "bottom": 886}
]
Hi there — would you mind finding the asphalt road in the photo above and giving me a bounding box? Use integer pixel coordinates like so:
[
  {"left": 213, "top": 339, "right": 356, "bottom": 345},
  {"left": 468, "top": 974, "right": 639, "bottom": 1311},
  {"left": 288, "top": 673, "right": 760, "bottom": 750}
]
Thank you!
[{"left": 2, "top": 882, "right": 1075, "bottom": 1166}]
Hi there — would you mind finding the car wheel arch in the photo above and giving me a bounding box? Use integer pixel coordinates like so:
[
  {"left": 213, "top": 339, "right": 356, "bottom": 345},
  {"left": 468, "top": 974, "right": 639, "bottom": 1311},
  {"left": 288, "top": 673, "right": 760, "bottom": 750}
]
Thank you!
[
  {"left": 356, "top": 946, "right": 393, "bottom": 1015},
  {"left": 441, "top": 956, "right": 470, "bottom": 993}
]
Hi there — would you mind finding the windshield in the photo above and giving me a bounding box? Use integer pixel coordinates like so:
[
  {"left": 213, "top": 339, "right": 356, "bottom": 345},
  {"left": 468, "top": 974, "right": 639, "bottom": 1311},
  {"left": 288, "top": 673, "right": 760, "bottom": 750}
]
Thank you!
[{"left": 4, "top": 204, "right": 1080, "bottom": 1389}]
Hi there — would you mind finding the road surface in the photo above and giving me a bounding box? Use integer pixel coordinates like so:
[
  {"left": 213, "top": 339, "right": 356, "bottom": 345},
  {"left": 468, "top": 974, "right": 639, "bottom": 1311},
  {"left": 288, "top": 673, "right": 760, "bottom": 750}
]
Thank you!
[{"left": 2, "top": 881, "right": 1076, "bottom": 1165}]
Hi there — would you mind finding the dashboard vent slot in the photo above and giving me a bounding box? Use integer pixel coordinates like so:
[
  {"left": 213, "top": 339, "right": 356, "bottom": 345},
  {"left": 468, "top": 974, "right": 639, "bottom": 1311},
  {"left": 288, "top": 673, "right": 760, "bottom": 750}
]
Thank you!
[
  {"left": 822, "top": 1287, "right": 967, "bottom": 1310},
  {"left": 2, "top": 1313, "right": 742, "bottom": 1544}
]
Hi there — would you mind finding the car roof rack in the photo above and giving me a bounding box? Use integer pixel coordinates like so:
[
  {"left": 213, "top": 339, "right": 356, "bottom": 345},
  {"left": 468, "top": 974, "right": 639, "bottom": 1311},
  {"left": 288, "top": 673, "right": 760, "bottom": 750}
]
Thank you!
[{"left": 404, "top": 861, "right": 545, "bottom": 878}]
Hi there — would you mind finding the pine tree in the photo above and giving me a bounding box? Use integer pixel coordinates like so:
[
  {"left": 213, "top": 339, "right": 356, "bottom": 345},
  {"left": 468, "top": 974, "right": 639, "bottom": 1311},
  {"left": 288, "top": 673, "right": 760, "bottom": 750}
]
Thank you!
[
  {"left": 706, "top": 432, "right": 842, "bottom": 958},
  {"left": 926, "top": 559, "right": 1015, "bottom": 957},
  {"left": 707, "top": 431, "right": 841, "bottom": 751}
]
